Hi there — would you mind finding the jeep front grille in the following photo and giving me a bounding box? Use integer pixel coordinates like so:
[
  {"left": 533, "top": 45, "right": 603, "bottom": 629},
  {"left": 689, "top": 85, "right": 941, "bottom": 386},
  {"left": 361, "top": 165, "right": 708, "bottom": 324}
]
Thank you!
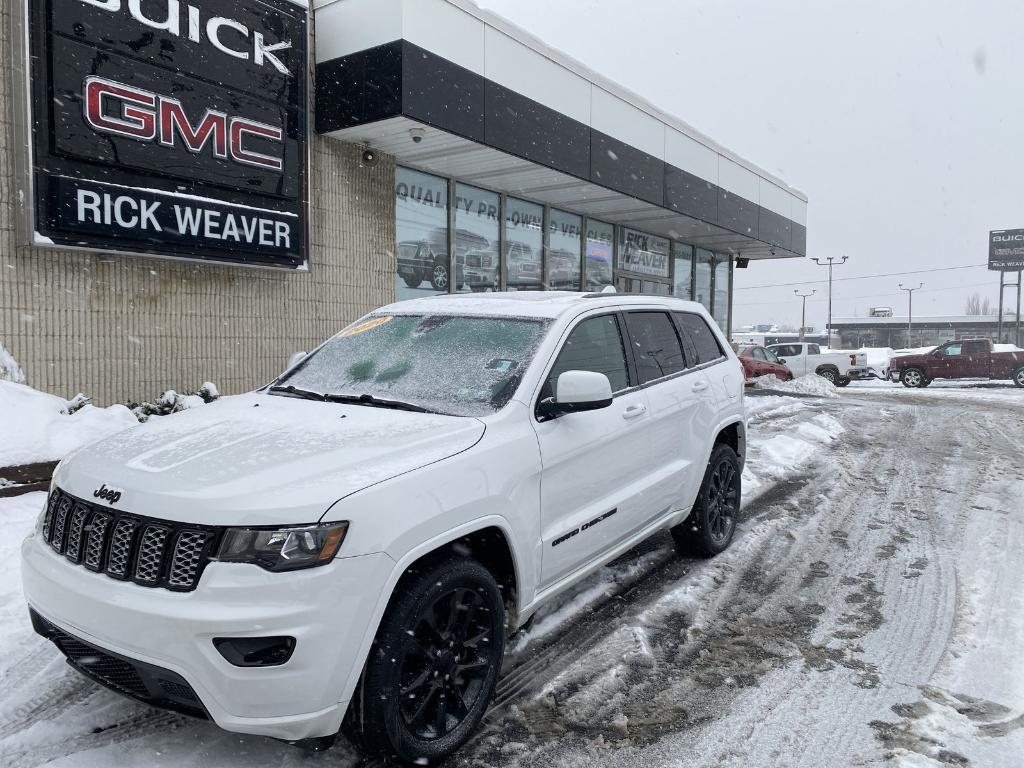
[{"left": 41, "top": 489, "right": 219, "bottom": 592}]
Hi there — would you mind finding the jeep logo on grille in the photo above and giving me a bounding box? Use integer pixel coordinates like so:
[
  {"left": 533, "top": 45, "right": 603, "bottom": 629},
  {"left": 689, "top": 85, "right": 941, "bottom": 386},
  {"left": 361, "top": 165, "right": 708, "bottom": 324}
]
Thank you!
[{"left": 93, "top": 484, "right": 124, "bottom": 506}]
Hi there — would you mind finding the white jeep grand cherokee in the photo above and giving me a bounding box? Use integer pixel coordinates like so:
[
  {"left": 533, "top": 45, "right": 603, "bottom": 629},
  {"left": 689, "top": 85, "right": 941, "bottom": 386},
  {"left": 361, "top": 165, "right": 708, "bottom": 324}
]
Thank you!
[{"left": 22, "top": 291, "right": 746, "bottom": 764}]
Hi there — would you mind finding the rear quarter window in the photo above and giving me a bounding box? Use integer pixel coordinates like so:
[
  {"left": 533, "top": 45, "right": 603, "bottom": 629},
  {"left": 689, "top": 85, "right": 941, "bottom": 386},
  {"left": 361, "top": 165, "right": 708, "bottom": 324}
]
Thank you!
[{"left": 674, "top": 312, "right": 725, "bottom": 366}]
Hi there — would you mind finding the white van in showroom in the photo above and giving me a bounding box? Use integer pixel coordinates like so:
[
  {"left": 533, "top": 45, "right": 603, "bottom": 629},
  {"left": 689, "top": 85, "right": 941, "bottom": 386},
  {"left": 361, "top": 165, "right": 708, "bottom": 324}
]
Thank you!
[{"left": 22, "top": 292, "right": 747, "bottom": 765}]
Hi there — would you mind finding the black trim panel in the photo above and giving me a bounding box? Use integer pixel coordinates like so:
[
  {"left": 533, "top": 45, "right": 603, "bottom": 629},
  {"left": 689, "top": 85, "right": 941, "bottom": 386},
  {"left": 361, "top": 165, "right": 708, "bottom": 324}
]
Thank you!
[
  {"left": 403, "top": 42, "right": 485, "bottom": 143},
  {"left": 484, "top": 82, "right": 591, "bottom": 179},
  {"left": 314, "top": 42, "right": 806, "bottom": 255}
]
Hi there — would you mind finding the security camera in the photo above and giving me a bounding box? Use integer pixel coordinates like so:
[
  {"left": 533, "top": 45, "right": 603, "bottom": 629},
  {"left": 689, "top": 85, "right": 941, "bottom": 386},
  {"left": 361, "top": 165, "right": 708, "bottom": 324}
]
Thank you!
[
  {"left": 362, "top": 148, "right": 378, "bottom": 166},
  {"left": 409, "top": 127, "right": 426, "bottom": 144}
]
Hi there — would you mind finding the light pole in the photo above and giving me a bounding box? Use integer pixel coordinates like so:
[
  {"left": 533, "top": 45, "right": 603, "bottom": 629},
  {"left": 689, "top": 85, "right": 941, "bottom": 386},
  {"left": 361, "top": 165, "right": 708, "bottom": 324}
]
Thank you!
[
  {"left": 899, "top": 283, "right": 923, "bottom": 348},
  {"left": 795, "top": 290, "right": 816, "bottom": 341},
  {"left": 811, "top": 256, "right": 848, "bottom": 348}
]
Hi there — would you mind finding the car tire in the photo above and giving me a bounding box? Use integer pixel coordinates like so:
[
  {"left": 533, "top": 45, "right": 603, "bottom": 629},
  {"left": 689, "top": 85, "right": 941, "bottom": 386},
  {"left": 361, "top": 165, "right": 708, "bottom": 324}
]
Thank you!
[
  {"left": 836, "top": 376, "right": 851, "bottom": 388},
  {"left": 901, "top": 368, "right": 927, "bottom": 388},
  {"left": 345, "top": 556, "right": 506, "bottom": 765},
  {"left": 402, "top": 274, "right": 423, "bottom": 289},
  {"left": 430, "top": 261, "right": 450, "bottom": 291},
  {"left": 816, "top": 367, "right": 840, "bottom": 386},
  {"left": 672, "top": 443, "right": 741, "bottom": 558},
  {"left": 1014, "top": 366, "right": 1024, "bottom": 388}
]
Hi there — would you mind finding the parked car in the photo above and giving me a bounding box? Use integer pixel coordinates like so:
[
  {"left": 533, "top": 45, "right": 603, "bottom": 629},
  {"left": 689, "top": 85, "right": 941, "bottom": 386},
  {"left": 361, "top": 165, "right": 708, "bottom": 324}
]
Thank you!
[
  {"left": 546, "top": 248, "right": 582, "bottom": 290},
  {"left": 505, "top": 241, "right": 542, "bottom": 289},
  {"left": 739, "top": 345, "right": 794, "bottom": 382},
  {"left": 462, "top": 245, "right": 499, "bottom": 292},
  {"left": 23, "top": 293, "right": 747, "bottom": 766},
  {"left": 889, "top": 338, "right": 1024, "bottom": 388},
  {"left": 767, "top": 342, "right": 870, "bottom": 387},
  {"left": 397, "top": 228, "right": 484, "bottom": 291}
]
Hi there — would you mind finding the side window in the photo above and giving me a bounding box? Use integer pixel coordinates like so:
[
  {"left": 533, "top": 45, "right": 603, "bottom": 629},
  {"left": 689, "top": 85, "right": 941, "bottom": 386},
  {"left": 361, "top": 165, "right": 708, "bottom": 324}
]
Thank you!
[
  {"left": 942, "top": 343, "right": 963, "bottom": 357},
  {"left": 772, "top": 344, "right": 799, "bottom": 358},
  {"left": 624, "top": 312, "right": 687, "bottom": 384},
  {"left": 963, "top": 341, "right": 987, "bottom": 354},
  {"left": 543, "top": 315, "right": 630, "bottom": 400},
  {"left": 807, "top": 344, "right": 821, "bottom": 355},
  {"left": 752, "top": 348, "right": 767, "bottom": 361},
  {"left": 765, "top": 348, "right": 780, "bottom": 363},
  {"left": 675, "top": 312, "right": 725, "bottom": 366}
]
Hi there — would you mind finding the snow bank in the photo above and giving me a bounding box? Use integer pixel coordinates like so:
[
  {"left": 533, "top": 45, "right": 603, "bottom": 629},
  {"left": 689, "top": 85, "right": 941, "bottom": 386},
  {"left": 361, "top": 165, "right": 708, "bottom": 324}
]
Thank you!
[
  {"left": 0, "top": 381, "right": 138, "bottom": 467},
  {"left": 752, "top": 373, "right": 839, "bottom": 398},
  {"left": 0, "top": 343, "right": 25, "bottom": 384}
]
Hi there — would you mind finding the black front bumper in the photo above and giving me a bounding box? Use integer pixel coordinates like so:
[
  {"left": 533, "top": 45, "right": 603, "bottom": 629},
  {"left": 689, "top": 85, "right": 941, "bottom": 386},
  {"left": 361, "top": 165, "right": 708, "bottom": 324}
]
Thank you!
[{"left": 30, "top": 608, "right": 209, "bottom": 721}]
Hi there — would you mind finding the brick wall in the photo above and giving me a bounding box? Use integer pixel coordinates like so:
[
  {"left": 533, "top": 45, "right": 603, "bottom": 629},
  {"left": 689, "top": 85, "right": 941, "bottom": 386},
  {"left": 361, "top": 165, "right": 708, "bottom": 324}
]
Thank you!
[{"left": 0, "top": 0, "right": 397, "bottom": 405}]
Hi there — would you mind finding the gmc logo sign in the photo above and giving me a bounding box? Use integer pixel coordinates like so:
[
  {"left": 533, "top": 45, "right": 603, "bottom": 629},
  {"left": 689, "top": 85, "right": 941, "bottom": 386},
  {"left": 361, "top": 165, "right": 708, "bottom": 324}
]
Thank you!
[
  {"left": 25, "top": 0, "right": 308, "bottom": 268},
  {"left": 84, "top": 77, "right": 283, "bottom": 171}
]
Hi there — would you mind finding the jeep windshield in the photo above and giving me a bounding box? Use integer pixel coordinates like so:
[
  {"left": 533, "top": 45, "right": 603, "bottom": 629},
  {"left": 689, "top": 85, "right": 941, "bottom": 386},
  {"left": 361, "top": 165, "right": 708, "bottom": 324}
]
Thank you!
[{"left": 272, "top": 314, "right": 551, "bottom": 417}]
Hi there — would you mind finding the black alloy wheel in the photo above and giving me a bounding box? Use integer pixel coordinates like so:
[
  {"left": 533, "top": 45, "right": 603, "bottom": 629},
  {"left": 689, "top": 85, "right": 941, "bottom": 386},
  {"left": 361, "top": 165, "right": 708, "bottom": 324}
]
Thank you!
[
  {"left": 346, "top": 556, "right": 505, "bottom": 765},
  {"left": 672, "top": 443, "right": 741, "bottom": 557},
  {"left": 398, "top": 587, "right": 495, "bottom": 741}
]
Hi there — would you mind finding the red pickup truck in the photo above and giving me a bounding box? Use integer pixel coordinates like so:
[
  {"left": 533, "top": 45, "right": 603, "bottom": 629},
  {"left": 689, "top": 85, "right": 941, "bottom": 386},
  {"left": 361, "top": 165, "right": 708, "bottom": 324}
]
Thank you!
[{"left": 890, "top": 339, "right": 1024, "bottom": 388}]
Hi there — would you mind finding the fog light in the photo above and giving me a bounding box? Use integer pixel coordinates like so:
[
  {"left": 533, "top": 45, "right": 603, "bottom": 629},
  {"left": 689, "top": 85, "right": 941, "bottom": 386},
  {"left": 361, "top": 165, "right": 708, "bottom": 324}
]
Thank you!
[{"left": 214, "top": 636, "right": 296, "bottom": 667}]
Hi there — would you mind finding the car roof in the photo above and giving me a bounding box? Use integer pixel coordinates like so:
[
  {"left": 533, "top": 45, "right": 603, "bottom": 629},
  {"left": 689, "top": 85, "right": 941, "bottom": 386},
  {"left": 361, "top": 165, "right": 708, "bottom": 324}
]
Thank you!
[{"left": 376, "top": 291, "right": 708, "bottom": 320}]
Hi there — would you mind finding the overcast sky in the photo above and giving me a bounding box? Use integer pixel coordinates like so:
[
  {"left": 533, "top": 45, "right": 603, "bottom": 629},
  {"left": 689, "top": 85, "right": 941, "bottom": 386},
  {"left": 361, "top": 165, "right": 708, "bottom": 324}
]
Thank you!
[{"left": 479, "top": 0, "right": 1023, "bottom": 329}]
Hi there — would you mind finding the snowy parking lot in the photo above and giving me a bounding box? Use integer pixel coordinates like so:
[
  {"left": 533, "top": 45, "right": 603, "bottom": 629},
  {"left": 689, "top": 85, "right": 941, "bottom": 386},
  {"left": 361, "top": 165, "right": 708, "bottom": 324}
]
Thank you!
[{"left": 1, "top": 381, "right": 1022, "bottom": 768}]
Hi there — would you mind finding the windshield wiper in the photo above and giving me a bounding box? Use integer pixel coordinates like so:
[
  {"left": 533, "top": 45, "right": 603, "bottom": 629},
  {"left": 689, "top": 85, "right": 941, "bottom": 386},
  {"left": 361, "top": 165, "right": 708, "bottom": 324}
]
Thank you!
[
  {"left": 268, "top": 385, "right": 327, "bottom": 402},
  {"left": 324, "top": 393, "right": 435, "bottom": 414}
]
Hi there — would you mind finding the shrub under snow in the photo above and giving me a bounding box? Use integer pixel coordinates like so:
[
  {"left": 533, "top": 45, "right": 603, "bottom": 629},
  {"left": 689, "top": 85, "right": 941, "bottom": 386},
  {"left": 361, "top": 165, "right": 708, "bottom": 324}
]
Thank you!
[
  {"left": 129, "top": 382, "right": 221, "bottom": 422},
  {"left": 0, "top": 381, "right": 137, "bottom": 467},
  {"left": 0, "top": 343, "right": 25, "bottom": 385}
]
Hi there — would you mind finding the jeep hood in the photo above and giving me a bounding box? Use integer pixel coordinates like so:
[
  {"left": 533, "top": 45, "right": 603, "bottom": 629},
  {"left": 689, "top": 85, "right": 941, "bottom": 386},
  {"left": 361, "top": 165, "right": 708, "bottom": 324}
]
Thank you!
[{"left": 53, "top": 393, "right": 485, "bottom": 526}]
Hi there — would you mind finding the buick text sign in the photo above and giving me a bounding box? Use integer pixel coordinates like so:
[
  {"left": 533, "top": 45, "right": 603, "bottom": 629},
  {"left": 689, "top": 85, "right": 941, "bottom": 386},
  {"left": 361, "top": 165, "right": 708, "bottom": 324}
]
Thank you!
[
  {"left": 23, "top": 0, "right": 308, "bottom": 268},
  {"left": 989, "top": 230, "right": 1024, "bottom": 272}
]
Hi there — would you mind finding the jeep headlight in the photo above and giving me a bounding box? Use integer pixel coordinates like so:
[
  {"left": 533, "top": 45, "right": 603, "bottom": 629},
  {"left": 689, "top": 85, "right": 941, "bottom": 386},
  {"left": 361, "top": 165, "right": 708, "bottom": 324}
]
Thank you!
[{"left": 217, "top": 522, "right": 349, "bottom": 572}]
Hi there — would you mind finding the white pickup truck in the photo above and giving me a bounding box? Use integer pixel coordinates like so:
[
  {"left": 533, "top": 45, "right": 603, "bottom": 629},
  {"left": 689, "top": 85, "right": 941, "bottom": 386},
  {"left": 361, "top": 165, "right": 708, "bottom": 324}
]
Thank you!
[{"left": 767, "top": 343, "right": 870, "bottom": 387}]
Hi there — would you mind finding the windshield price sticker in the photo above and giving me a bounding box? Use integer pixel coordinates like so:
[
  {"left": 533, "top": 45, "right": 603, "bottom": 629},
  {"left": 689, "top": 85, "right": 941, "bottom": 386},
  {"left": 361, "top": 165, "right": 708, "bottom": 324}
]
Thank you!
[{"left": 339, "top": 316, "right": 394, "bottom": 338}]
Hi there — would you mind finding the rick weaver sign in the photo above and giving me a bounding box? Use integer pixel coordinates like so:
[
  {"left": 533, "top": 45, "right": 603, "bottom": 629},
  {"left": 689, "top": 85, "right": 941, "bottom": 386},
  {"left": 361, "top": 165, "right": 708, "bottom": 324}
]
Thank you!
[{"left": 20, "top": 0, "right": 309, "bottom": 268}]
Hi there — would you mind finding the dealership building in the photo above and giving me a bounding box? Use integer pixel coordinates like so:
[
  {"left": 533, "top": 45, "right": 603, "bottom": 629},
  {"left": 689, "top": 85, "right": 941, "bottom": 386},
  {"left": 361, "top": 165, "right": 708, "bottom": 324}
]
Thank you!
[
  {"left": 831, "top": 314, "right": 1019, "bottom": 349},
  {"left": 0, "top": 0, "right": 808, "bottom": 404}
]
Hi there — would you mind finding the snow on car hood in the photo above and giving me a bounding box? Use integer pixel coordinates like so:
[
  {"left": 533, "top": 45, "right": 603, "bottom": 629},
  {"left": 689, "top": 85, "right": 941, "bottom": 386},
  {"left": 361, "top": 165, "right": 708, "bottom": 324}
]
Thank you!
[{"left": 53, "top": 393, "right": 485, "bottom": 526}]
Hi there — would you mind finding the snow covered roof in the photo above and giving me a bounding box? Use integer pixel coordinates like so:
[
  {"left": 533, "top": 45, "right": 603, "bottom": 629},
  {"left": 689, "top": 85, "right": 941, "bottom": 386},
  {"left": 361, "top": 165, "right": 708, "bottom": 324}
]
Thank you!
[{"left": 376, "top": 291, "right": 702, "bottom": 319}]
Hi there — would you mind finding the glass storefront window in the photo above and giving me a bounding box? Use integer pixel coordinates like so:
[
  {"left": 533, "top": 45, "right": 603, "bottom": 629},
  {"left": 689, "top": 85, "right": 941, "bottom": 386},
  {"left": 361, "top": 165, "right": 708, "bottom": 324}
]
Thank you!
[
  {"left": 547, "top": 209, "right": 582, "bottom": 291},
  {"left": 395, "top": 168, "right": 449, "bottom": 300},
  {"left": 618, "top": 227, "right": 670, "bottom": 280},
  {"left": 585, "top": 219, "right": 614, "bottom": 291},
  {"left": 505, "top": 198, "right": 544, "bottom": 291},
  {"left": 713, "top": 256, "right": 731, "bottom": 332},
  {"left": 673, "top": 243, "right": 693, "bottom": 300},
  {"left": 455, "top": 184, "right": 500, "bottom": 293},
  {"left": 695, "top": 248, "right": 713, "bottom": 313}
]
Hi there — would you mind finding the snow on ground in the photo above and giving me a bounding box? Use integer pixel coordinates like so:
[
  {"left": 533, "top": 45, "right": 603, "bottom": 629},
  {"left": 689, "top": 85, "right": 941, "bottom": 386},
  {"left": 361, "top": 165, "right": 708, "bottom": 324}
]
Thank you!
[
  {"left": 1, "top": 382, "right": 1021, "bottom": 768},
  {"left": 845, "top": 376, "right": 1024, "bottom": 406},
  {"left": 0, "top": 382, "right": 138, "bottom": 468},
  {"left": 752, "top": 372, "right": 840, "bottom": 398}
]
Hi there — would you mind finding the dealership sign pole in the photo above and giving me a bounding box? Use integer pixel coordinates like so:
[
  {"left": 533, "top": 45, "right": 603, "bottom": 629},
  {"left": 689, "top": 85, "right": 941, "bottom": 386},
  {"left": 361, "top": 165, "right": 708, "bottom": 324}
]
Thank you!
[
  {"left": 989, "top": 230, "right": 1024, "bottom": 345},
  {"left": 14, "top": 0, "right": 309, "bottom": 269}
]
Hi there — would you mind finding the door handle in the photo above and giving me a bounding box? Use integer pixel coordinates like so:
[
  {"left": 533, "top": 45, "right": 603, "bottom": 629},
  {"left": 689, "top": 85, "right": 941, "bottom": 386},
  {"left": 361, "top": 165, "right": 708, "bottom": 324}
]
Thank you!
[
  {"left": 622, "top": 404, "right": 647, "bottom": 420},
  {"left": 692, "top": 380, "right": 710, "bottom": 393}
]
